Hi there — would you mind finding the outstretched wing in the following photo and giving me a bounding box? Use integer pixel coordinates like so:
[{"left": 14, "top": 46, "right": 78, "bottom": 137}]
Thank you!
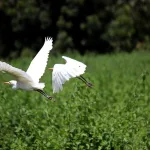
[
  {"left": 26, "top": 37, "right": 53, "bottom": 83},
  {"left": 52, "top": 56, "right": 86, "bottom": 93},
  {"left": 0, "top": 61, "right": 33, "bottom": 84}
]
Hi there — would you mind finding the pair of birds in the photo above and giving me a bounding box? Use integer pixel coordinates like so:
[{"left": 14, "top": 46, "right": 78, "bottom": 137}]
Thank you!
[{"left": 0, "top": 37, "right": 92, "bottom": 101}]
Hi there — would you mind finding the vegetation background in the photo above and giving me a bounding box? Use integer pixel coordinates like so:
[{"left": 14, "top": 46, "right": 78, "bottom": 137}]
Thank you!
[
  {"left": 0, "top": 0, "right": 150, "bottom": 149},
  {"left": 0, "top": 0, "right": 150, "bottom": 57}
]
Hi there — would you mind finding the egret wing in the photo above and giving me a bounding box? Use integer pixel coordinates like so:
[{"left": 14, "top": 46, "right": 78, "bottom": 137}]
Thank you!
[
  {"left": 52, "top": 64, "right": 75, "bottom": 93},
  {"left": 26, "top": 37, "right": 53, "bottom": 83},
  {"left": 0, "top": 61, "right": 33, "bottom": 84}
]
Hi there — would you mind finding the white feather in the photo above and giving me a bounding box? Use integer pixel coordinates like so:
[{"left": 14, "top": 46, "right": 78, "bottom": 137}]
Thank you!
[
  {"left": 0, "top": 61, "right": 34, "bottom": 85},
  {"left": 52, "top": 56, "right": 87, "bottom": 93},
  {"left": 62, "top": 56, "right": 86, "bottom": 75},
  {"left": 26, "top": 37, "right": 53, "bottom": 83},
  {"left": 0, "top": 37, "right": 53, "bottom": 91}
]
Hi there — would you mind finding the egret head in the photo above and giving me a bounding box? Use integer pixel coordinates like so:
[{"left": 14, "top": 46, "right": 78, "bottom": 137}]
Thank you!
[{"left": 4, "top": 80, "right": 17, "bottom": 89}]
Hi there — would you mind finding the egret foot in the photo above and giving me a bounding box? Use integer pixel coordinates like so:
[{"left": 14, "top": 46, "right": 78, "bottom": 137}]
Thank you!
[
  {"left": 86, "top": 82, "right": 93, "bottom": 88},
  {"left": 77, "top": 76, "right": 93, "bottom": 88},
  {"left": 35, "top": 89, "right": 54, "bottom": 101}
]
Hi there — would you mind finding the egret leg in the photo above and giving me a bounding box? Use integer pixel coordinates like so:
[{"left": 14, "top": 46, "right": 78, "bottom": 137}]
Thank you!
[
  {"left": 35, "top": 89, "right": 54, "bottom": 101},
  {"left": 77, "top": 76, "right": 93, "bottom": 87}
]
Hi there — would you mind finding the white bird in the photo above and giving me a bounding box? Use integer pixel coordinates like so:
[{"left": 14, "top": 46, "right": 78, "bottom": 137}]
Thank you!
[
  {"left": 49, "top": 56, "right": 93, "bottom": 93},
  {"left": 0, "top": 37, "right": 53, "bottom": 100}
]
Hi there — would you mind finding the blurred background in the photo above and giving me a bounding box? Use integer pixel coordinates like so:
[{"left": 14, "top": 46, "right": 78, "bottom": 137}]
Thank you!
[{"left": 0, "top": 0, "right": 150, "bottom": 58}]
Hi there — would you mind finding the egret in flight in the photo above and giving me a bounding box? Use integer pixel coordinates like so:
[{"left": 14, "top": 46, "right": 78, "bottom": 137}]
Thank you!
[
  {"left": 0, "top": 37, "right": 53, "bottom": 100},
  {"left": 49, "top": 56, "right": 93, "bottom": 93}
]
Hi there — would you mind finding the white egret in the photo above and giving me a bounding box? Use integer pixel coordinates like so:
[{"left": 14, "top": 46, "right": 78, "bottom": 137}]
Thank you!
[
  {"left": 0, "top": 37, "right": 53, "bottom": 100},
  {"left": 49, "top": 56, "right": 93, "bottom": 93}
]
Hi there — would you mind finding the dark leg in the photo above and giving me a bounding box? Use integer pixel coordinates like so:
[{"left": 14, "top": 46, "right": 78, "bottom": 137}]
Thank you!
[
  {"left": 77, "top": 76, "right": 93, "bottom": 87},
  {"left": 35, "top": 89, "right": 55, "bottom": 101}
]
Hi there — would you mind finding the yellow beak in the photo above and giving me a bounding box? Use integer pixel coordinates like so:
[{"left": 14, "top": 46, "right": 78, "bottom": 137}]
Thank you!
[
  {"left": 48, "top": 68, "right": 53, "bottom": 70},
  {"left": 4, "top": 82, "right": 10, "bottom": 84}
]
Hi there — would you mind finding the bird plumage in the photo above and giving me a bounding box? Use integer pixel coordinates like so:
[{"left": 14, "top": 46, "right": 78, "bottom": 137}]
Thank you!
[
  {"left": 0, "top": 37, "right": 53, "bottom": 100},
  {"left": 27, "top": 37, "right": 53, "bottom": 83},
  {"left": 51, "top": 56, "right": 87, "bottom": 93},
  {"left": 0, "top": 61, "right": 33, "bottom": 86}
]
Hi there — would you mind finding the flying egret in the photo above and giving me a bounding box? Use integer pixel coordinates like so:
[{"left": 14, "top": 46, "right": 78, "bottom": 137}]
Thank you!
[
  {"left": 49, "top": 56, "right": 93, "bottom": 93},
  {"left": 0, "top": 37, "right": 53, "bottom": 100}
]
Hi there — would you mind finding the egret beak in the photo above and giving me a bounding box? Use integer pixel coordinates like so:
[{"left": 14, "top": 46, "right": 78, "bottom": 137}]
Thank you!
[
  {"left": 4, "top": 82, "right": 10, "bottom": 84},
  {"left": 48, "top": 68, "right": 53, "bottom": 70}
]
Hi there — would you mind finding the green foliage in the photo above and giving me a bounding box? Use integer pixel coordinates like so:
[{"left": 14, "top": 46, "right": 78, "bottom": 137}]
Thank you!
[
  {"left": 0, "top": 51, "right": 150, "bottom": 149},
  {"left": 53, "top": 31, "right": 74, "bottom": 54},
  {"left": 1, "top": 0, "right": 150, "bottom": 56},
  {"left": 102, "top": 4, "right": 135, "bottom": 51},
  {"left": 1, "top": 0, "right": 50, "bottom": 31}
]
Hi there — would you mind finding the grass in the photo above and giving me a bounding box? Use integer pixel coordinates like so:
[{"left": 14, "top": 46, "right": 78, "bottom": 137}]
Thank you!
[{"left": 0, "top": 51, "right": 150, "bottom": 149}]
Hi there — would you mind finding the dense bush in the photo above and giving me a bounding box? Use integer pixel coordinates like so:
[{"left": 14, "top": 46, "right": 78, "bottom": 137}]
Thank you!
[
  {"left": 0, "top": 51, "right": 150, "bottom": 149},
  {"left": 1, "top": 0, "right": 150, "bottom": 57}
]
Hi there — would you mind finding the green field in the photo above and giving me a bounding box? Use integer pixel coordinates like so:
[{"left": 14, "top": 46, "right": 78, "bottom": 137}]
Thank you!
[{"left": 0, "top": 51, "right": 150, "bottom": 149}]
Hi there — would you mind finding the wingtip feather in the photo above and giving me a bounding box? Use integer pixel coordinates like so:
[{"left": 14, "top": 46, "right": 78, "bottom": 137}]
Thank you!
[{"left": 45, "top": 37, "right": 53, "bottom": 44}]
